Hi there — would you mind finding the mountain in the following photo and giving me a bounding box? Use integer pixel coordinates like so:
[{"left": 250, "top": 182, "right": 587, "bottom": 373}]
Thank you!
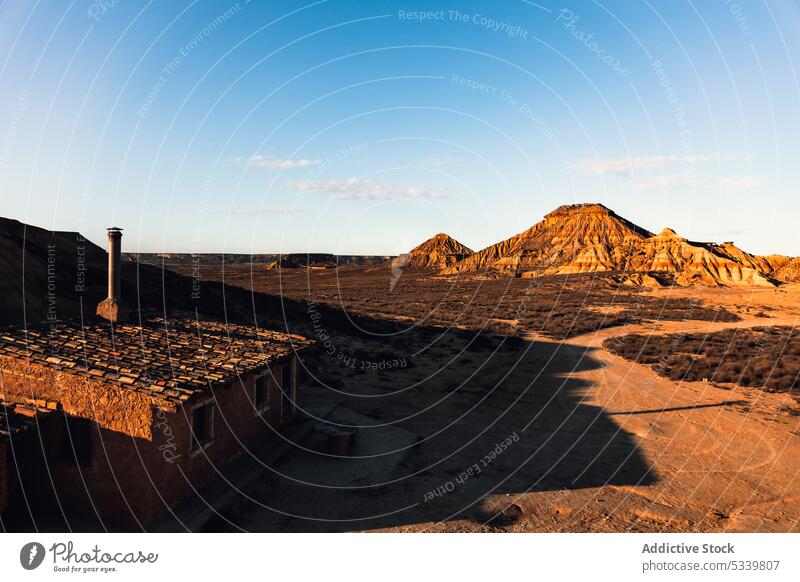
[
  {"left": 392, "top": 233, "right": 473, "bottom": 270},
  {"left": 442, "top": 203, "right": 789, "bottom": 287},
  {"left": 443, "top": 203, "right": 650, "bottom": 275}
]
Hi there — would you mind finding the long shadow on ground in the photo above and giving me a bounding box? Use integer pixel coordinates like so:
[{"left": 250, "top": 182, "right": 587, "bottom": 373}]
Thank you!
[{"left": 199, "top": 323, "right": 657, "bottom": 532}]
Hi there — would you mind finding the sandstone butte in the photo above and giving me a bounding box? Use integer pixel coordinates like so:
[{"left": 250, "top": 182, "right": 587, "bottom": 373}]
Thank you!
[
  {"left": 392, "top": 232, "right": 474, "bottom": 270},
  {"left": 419, "top": 203, "right": 798, "bottom": 287}
]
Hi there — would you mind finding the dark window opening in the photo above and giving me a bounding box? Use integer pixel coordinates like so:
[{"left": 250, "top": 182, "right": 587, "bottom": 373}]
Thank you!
[
  {"left": 281, "top": 361, "right": 292, "bottom": 392},
  {"left": 60, "top": 417, "right": 92, "bottom": 466},
  {"left": 254, "top": 374, "right": 269, "bottom": 411},
  {"left": 191, "top": 403, "right": 214, "bottom": 451}
]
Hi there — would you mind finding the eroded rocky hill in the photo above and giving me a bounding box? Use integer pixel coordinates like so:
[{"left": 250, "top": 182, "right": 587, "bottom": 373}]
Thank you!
[
  {"left": 441, "top": 203, "right": 790, "bottom": 287},
  {"left": 392, "top": 233, "right": 473, "bottom": 270}
]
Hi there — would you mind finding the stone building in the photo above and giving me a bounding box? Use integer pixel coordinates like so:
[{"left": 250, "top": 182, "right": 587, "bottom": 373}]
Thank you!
[
  {"left": 0, "top": 311, "right": 313, "bottom": 528},
  {"left": 0, "top": 228, "right": 313, "bottom": 528}
]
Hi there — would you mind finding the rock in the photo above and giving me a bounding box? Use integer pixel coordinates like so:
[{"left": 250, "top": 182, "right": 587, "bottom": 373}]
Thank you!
[
  {"left": 770, "top": 256, "right": 800, "bottom": 282},
  {"left": 442, "top": 203, "right": 650, "bottom": 276},
  {"left": 621, "top": 273, "right": 665, "bottom": 288},
  {"left": 628, "top": 229, "right": 775, "bottom": 287},
  {"left": 391, "top": 233, "right": 473, "bottom": 270},
  {"left": 442, "top": 203, "right": 788, "bottom": 288}
]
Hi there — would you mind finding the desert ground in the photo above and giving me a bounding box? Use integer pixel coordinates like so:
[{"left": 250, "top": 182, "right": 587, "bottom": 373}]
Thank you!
[{"left": 144, "top": 261, "right": 800, "bottom": 533}]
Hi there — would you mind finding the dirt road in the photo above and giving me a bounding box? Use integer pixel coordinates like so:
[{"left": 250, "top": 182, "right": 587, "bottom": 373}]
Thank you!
[{"left": 536, "top": 314, "right": 800, "bottom": 532}]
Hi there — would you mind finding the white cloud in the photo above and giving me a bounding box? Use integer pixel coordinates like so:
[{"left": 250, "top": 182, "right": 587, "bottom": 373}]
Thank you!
[
  {"left": 570, "top": 154, "right": 717, "bottom": 176},
  {"left": 285, "top": 177, "right": 449, "bottom": 201},
  {"left": 570, "top": 153, "right": 761, "bottom": 192},
  {"left": 228, "top": 155, "right": 321, "bottom": 169},
  {"left": 633, "top": 174, "right": 693, "bottom": 189},
  {"left": 720, "top": 176, "right": 761, "bottom": 189}
]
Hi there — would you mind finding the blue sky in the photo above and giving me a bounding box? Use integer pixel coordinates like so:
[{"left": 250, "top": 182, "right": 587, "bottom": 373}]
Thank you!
[{"left": 0, "top": 0, "right": 798, "bottom": 255}]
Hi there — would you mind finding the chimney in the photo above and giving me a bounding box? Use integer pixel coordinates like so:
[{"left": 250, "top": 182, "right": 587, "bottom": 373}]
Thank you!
[{"left": 96, "top": 227, "right": 129, "bottom": 323}]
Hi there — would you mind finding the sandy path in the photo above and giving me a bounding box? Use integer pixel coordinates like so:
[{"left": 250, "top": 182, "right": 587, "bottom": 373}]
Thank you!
[{"left": 519, "top": 314, "right": 800, "bottom": 532}]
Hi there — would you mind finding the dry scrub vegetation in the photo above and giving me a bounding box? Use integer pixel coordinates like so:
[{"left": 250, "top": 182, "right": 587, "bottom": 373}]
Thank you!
[
  {"left": 180, "top": 264, "right": 741, "bottom": 340},
  {"left": 604, "top": 326, "right": 800, "bottom": 393}
]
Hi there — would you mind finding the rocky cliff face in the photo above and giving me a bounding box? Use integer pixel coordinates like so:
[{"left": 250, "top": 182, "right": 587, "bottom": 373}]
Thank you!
[
  {"left": 442, "top": 203, "right": 790, "bottom": 287},
  {"left": 625, "top": 229, "right": 773, "bottom": 287},
  {"left": 392, "top": 233, "right": 473, "bottom": 270},
  {"left": 770, "top": 256, "right": 800, "bottom": 282},
  {"left": 442, "top": 203, "right": 650, "bottom": 276}
]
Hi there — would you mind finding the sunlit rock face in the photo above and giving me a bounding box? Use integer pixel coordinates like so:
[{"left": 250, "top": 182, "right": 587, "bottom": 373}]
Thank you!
[
  {"left": 442, "top": 203, "right": 786, "bottom": 287},
  {"left": 392, "top": 233, "right": 473, "bottom": 270}
]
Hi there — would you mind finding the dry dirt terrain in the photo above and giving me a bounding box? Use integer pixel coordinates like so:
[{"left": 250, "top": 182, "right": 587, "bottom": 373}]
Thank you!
[{"left": 164, "top": 262, "right": 800, "bottom": 532}]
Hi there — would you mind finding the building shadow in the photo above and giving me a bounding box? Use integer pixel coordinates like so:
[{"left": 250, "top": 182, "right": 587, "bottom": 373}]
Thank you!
[{"left": 191, "top": 321, "right": 658, "bottom": 532}]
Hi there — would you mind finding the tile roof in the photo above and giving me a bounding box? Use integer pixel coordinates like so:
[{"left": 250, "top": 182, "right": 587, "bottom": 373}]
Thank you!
[{"left": 0, "top": 311, "right": 314, "bottom": 405}]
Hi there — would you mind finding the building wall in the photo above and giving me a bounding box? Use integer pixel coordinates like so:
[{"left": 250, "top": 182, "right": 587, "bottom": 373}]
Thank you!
[
  {"left": 0, "top": 441, "right": 7, "bottom": 515},
  {"left": 11, "top": 355, "right": 299, "bottom": 528},
  {"left": 0, "top": 355, "right": 157, "bottom": 440},
  {"left": 0, "top": 355, "right": 160, "bottom": 527},
  {"left": 39, "top": 422, "right": 174, "bottom": 528},
  {"left": 163, "top": 358, "right": 294, "bottom": 499}
]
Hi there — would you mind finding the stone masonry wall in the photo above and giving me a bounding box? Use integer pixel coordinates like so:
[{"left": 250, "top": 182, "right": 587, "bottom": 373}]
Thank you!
[
  {"left": 0, "top": 355, "right": 296, "bottom": 528},
  {"left": 0, "top": 355, "right": 159, "bottom": 439}
]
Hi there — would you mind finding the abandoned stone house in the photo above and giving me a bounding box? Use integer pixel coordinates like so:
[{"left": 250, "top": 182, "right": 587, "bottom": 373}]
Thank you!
[{"left": 0, "top": 228, "right": 313, "bottom": 528}]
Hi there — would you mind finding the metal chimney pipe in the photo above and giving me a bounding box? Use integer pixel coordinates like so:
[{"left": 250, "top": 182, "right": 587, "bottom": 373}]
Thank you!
[
  {"left": 96, "top": 227, "right": 129, "bottom": 323},
  {"left": 107, "top": 227, "right": 122, "bottom": 302}
]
